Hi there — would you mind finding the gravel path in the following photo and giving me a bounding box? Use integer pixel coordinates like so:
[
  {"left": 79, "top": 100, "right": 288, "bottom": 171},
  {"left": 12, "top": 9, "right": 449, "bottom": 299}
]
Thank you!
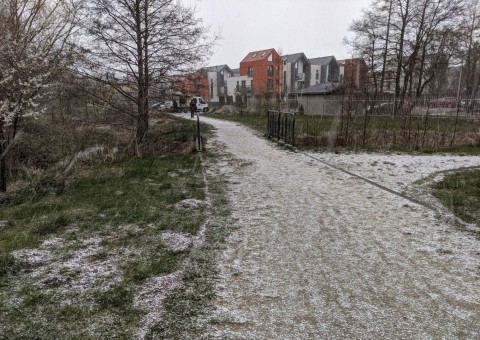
[{"left": 199, "top": 116, "right": 480, "bottom": 339}]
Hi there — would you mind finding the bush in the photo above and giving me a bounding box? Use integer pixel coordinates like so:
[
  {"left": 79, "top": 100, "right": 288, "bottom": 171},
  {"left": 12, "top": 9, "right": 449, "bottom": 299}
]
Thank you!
[{"left": 0, "top": 176, "right": 65, "bottom": 207}]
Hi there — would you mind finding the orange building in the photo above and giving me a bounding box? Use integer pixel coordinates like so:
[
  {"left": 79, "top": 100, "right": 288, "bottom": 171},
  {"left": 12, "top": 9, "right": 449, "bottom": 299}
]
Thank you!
[{"left": 239, "top": 48, "right": 283, "bottom": 95}]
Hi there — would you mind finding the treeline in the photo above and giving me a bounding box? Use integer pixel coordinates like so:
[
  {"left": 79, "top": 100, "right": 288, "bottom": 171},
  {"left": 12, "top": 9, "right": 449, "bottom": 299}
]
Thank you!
[
  {"left": 347, "top": 0, "right": 480, "bottom": 101},
  {"left": 0, "top": 0, "right": 214, "bottom": 191}
]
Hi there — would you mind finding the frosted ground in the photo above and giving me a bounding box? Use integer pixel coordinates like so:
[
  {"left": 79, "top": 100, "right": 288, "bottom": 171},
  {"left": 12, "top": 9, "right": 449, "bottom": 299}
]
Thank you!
[{"left": 198, "top": 116, "right": 480, "bottom": 339}]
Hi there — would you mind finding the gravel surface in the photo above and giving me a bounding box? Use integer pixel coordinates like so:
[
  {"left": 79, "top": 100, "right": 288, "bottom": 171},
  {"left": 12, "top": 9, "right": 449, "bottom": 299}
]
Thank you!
[{"left": 198, "top": 116, "right": 480, "bottom": 339}]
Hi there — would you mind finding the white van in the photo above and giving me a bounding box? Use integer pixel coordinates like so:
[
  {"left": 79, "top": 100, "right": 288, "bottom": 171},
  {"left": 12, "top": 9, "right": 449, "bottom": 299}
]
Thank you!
[{"left": 190, "top": 97, "right": 209, "bottom": 112}]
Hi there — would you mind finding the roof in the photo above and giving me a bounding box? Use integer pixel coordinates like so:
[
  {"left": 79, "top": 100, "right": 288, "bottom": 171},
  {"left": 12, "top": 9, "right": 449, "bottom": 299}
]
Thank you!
[
  {"left": 231, "top": 68, "right": 240, "bottom": 76},
  {"left": 202, "top": 64, "right": 232, "bottom": 74},
  {"left": 292, "top": 82, "right": 339, "bottom": 95},
  {"left": 309, "top": 56, "right": 336, "bottom": 66},
  {"left": 281, "top": 52, "right": 309, "bottom": 64},
  {"left": 240, "top": 48, "right": 276, "bottom": 63}
]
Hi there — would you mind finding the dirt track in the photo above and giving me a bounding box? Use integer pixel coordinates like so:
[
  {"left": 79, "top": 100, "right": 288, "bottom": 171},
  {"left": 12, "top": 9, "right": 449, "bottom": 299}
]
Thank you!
[{"left": 200, "top": 116, "right": 480, "bottom": 339}]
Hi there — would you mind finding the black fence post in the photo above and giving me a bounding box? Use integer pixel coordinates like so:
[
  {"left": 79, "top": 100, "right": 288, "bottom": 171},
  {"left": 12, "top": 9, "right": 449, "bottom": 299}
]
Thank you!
[
  {"left": 291, "top": 114, "right": 295, "bottom": 146},
  {"left": 266, "top": 110, "right": 295, "bottom": 147},
  {"left": 196, "top": 113, "right": 201, "bottom": 151}
]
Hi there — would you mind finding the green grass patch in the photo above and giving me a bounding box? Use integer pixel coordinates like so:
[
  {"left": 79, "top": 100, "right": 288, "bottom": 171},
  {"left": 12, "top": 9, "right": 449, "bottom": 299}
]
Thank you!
[
  {"left": 432, "top": 168, "right": 480, "bottom": 226},
  {"left": 0, "top": 114, "right": 212, "bottom": 338},
  {"left": 0, "top": 155, "right": 205, "bottom": 255},
  {"left": 123, "top": 248, "right": 186, "bottom": 284},
  {"left": 205, "top": 112, "right": 268, "bottom": 132}
]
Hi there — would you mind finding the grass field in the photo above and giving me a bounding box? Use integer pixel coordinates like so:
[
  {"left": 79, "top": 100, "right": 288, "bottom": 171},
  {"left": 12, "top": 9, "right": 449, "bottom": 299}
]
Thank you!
[
  {"left": 432, "top": 168, "right": 480, "bottom": 227},
  {"left": 0, "top": 115, "right": 217, "bottom": 338}
]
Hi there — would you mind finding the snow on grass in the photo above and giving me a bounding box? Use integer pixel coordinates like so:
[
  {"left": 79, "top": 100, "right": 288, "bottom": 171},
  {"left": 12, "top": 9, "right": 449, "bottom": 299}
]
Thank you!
[
  {"left": 160, "top": 231, "right": 193, "bottom": 252},
  {"left": 13, "top": 235, "right": 128, "bottom": 295},
  {"left": 133, "top": 271, "right": 183, "bottom": 339},
  {"left": 175, "top": 198, "right": 204, "bottom": 210},
  {"left": 316, "top": 152, "right": 480, "bottom": 192}
]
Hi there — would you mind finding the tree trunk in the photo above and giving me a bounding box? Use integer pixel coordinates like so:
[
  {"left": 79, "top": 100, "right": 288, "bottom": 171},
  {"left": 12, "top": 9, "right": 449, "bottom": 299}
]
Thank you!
[
  {"left": 395, "top": 0, "right": 410, "bottom": 98},
  {"left": 0, "top": 124, "right": 6, "bottom": 192},
  {"left": 380, "top": 0, "right": 393, "bottom": 94},
  {"left": 135, "top": 0, "right": 148, "bottom": 147}
]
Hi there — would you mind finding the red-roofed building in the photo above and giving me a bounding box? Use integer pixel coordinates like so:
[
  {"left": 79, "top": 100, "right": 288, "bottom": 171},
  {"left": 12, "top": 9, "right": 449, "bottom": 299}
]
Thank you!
[{"left": 240, "top": 48, "right": 283, "bottom": 95}]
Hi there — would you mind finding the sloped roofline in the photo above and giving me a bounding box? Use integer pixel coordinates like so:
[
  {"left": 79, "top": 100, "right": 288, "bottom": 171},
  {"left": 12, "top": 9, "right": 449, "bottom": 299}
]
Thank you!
[
  {"left": 281, "top": 52, "right": 310, "bottom": 65},
  {"left": 309, "top": 55, "right": 336, "bottom": 66},
  {"left": 240, "top": 48, "right": 276, "bottom": 63}
]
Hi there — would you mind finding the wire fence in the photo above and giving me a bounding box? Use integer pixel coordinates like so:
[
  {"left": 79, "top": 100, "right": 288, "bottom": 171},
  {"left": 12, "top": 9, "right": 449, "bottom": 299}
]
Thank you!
[
  {"left": 247, "top": 95, "right": 480, "bottom": 118},
  {"left": 294, "top": 112, "right": 479, "bottom": 150},
  {"left": 242, "top": 94, "right": 480, "bottom": 149}
]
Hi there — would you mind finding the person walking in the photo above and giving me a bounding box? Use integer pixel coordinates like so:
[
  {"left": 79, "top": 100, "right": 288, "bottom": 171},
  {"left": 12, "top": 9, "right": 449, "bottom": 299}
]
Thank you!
[{"left": 190, "top": 99, "right": 197, "bottom": 118}]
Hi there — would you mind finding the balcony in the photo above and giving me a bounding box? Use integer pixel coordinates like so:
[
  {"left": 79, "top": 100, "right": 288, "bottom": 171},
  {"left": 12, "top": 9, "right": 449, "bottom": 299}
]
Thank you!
[
  {"left": 235, "top": 85, "right": 253, "bottom": 95},
  {"left": 295, "top": 73, "right": 305, "bottom": 81}
]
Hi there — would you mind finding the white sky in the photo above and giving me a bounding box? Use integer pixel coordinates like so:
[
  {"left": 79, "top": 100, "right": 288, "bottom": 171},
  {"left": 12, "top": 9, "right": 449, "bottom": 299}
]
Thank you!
[{"left": 195, "top": 0, "right": 373, "bottom": 69}]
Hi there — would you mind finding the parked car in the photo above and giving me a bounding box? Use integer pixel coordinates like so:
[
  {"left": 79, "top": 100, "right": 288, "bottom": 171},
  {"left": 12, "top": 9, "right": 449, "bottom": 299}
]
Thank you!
[
  {"left": 164, "top": 100, "right": 174, "bottom": 109},
  {"left": 367, "top": 101, "right": 412, "bottom": 115},
  {"left": 461, "top": 98, "right": 480, "bottom": 112},
  {"left": 368, "top": 102, "right": 395, "bottom": 114},
  {"left": 429, "top": 97, "right": 459, "bottom": 108},
  {"left": 149, "top": 100, "right": 165, "bottom": 109}
]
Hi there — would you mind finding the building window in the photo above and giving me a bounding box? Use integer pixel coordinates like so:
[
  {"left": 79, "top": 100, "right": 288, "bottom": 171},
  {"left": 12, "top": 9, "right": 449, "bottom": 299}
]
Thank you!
[
  {"left": 268, "top": 54, "right": 273, "bottom": 62},
  {"left": 294, "top": 62, "right": 298, "bottom": 70},
  {"left": 267, "top": 65, "right": 274, "bottom": 76},
  {"left": 248, "top": 67, "right": 254, "bottom": 77},
  {"left": 252, "top": 53, "right": 257, "bottom": 58},
  {"left": 210, "top": 79, "right": 214, "bottom": 98},
  {"left": 267, "top": 79, "right": 273, "bottom": 91},
  {"left": 316, "top": 70, "right": 319, "bottom": 80}
]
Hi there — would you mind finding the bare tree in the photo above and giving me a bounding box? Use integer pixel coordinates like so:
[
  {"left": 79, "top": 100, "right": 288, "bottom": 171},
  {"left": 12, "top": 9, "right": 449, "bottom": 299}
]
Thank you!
[
  {"left": 82, "top": 0, "right": 214, "bottom": 152},
  {"left": 0, "top": 0, "right": 81, "bottom": 191},
  {"left": 462, "top": 0, "right": 480, "bottom": 99},
  {"left": 348, "top": 0, "right": 466, "bottom": 102}
]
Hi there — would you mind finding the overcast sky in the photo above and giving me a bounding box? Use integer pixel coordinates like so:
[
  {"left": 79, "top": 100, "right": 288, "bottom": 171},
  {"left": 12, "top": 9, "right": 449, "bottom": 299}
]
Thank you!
[{"left": 195, "top": 0, "right": 373, "bottom": 68}]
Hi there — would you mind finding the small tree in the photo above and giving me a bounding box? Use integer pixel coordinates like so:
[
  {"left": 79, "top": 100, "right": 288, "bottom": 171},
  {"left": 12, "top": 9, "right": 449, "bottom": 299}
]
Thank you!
[
  {"left": 82, "top": 0, "right": 214, "bottom": 152},
  {"left": 0, "top": 0, "right": 81, "bottom": 191}
]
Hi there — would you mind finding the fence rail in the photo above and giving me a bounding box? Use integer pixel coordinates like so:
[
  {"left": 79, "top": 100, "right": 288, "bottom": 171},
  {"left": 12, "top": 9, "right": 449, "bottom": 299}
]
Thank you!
[{"left": 267, "top": 110, "right": 295, "bottom": 146}]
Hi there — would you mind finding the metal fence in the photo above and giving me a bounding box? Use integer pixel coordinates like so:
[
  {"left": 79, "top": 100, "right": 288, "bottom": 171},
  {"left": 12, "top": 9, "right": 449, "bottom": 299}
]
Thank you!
[
  {"left": 248, "top": 95, "right": 480, "bottom": 117},
  {"left": 267, "top": 110, "right": 295, "bottom": 146}
]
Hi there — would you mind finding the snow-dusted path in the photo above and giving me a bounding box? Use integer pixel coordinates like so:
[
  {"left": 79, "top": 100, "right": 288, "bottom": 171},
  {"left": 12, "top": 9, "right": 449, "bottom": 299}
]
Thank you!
[{"left": 200, "top": 116, "right": 480, "bottom": 339}]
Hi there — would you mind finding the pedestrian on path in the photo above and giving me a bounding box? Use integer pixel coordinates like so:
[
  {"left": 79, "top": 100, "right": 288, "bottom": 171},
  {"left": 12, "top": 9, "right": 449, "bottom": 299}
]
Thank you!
[{"left": 190, "top": 99, "right": 197, "bottom": 118}]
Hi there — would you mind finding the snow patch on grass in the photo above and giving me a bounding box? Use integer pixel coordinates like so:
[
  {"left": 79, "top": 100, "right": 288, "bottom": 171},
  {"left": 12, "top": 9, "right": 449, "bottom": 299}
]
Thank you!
[
  {"left": 175, "top": 198, "right": 204, "bottom": 210},
  {"left": 160, "top": 231, "right": 193, "bottom": 252},
  {"left": 133, "top": 271, "right": 183, "bottom": 340}
]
